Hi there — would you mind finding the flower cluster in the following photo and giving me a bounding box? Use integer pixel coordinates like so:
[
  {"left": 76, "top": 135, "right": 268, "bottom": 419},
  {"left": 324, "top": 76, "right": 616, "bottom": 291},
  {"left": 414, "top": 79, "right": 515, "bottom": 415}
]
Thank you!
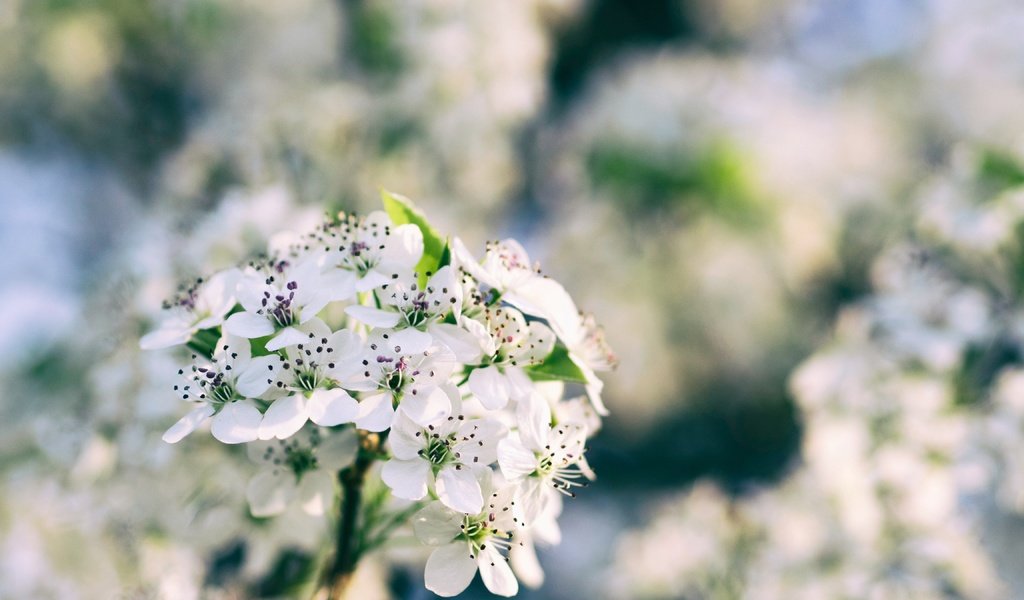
[{"left": 140, "top": 192, "right": 614, "bottom": 596}]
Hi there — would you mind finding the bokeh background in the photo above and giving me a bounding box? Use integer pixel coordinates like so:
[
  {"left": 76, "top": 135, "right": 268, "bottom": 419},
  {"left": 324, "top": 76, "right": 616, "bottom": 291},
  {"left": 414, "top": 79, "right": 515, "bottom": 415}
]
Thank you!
[{"left": 5, "top": 0, "right": 1024, "bottom": 598}]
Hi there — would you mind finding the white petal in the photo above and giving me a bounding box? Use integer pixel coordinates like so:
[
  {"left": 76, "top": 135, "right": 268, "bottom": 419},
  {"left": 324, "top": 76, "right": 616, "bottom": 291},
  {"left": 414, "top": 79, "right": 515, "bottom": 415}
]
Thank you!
[
  {"left": 235, "top": 354, "right": 281, "bottom": 398},
  {"left": 380, "top": 458, "right": 431, "bottom": 501},
  {"left": 298, "top": 290, "right": 331, "bottom": 323},
  {"left": 354, "top": 392, "right": 395, "bottom": 432},
  {"left": 319, "top": 428, "right": 360, "bottom": 468},
  {"left": 140, "top": 323, "right": 192, "bottom": 350},
  {"left": 162, "top": 404, "right": 214, "bottom": 443},
  {"left": 388, "top": 410, "right": 425, "bottom": 460},
  {"left": 355, "top": 269, "right": 390, "bottom": 292},
  {"left": 258, "top": 395, "right": 309, "bottom": 440},
  {"left": 235, "top": 272, "right": 269, "bottom": 313},
  {"left": 452, "top": 237, "right": 497, "bottom": 288},
  {"left": 400, "top": 386, "right": 451, "bottom": 427},
  {"left": 210, "top": 400, "right": 262, "bottom": 444},
  {"left": 510, "top": 539, "right": 544, "bottom": 589},
  {"left": 497, "top": 437, "right": 537, "bottom": 481},
  {"left": 478, "top": 545, "right": 519, "bottom": 597},
  {"left": 387, "top": 327, "right": 433, "bottom": 355},
  {"left": 426, "top": 266, "right": 463, "bottom": 318},
  {"left": 516, "top": 391, "right": 551, "bottom": 450},
  {"left": 297, "top": 472, "right": 335, "bottom": 516},
  {"left": 223, "top": 312, "right": 275, "bottom": 339},
  {"left": 506, "top": 277, "right": 581, "bottom": 343},
  {"left": 246, "top": 469, "right": 297, "bottom": 517},
  {"left": 321, "top": 269, "right": 358, "bottom": 302},
  {"left": 517, "top": 478, "right": 550, "bottom": 525},
  {"left": 214, "top": 333, "right": 252, "bottom": 369},
  {"left": 307, "top": 388, "right": 358, "bottom": 427},
  {"left": 468, "top": 365, "right": 510, "bottom": 410},
  {"left": 381, "top": 223, "right": 425, "bottom": 268},
  {"left": 345, "top": 305, "right": 401, "bottom": 328},
  {"left": 429, "top": 322, "right": 483, "bottom": 363},
  {"left": 424, "top": 543, "right": 478, "bottom": 598},
  {"left": 197, "top": 268, "right": 241, "bottom": 319},
  {"left": 436, "top": 466, "right": 484, "bottom": 514},
  {"left": 462, "top": 315, "right": 496, "bottom": 356},
  {"left": 413, "top": 502, "right": 464, "bottom": 545},
  {"left": 505, "top": 366, "right": 534, "bottom": 402},
  {"left": 265, "top": 326, "right": 307, "bottom": 351}
]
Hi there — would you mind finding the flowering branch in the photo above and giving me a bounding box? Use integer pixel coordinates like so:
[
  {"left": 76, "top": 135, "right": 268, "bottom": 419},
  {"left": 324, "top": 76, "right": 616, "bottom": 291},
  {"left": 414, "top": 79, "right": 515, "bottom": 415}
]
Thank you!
[{"left": 140, "top": 190, "right": 616, "bottom": 597}]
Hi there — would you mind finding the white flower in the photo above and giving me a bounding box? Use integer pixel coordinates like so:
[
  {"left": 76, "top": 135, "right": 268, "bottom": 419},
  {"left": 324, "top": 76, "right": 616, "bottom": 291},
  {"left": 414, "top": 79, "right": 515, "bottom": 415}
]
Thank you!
[
  {"left": 335, "top": 330, "right": 458, "bottom": 430},
  {"left": 162, "top": 334, "right": 280, "bottom": 444},
  {"left": 345, "top": 265, "right": 482, "bottom": 363},
  {"left": 246, "top": 427, "right": 358, "bottom": 517},
  {"left": 381, "top": 409, "right": 506, "bottom": 513},
  {"left": 223, "top": 258, "right": 331, "bottom": 351},
  {"left": 314, "top": 211, "right": 424, "bottom": 300},
  {"left": 413, "top": 477, "right": 522, "bottom": 597},
  {"left": 497, "top": 398, "right": 589, "bottom": 523},
  {"left": 257, "top": 319, "right": 360, "bottom": 440},
  {"left": 452, "top": 237, "right": 539, "bottom": 299},
  {"left": 465, "top": 306, "right": 554, "bottom": 410},
  {"left": 140, "top": 268, "right": 240, "bottom": 349}
]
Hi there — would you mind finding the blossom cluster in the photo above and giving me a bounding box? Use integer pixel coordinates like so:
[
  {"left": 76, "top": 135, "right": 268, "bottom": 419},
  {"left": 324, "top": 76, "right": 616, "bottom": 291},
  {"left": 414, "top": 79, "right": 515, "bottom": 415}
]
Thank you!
[{"left": 140, "top": 192, "right": 614, "bottom": 596}]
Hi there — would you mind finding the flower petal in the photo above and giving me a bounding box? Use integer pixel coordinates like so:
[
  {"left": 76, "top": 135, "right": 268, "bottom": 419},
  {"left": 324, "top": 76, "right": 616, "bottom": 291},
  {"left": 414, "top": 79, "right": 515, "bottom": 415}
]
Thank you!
[
  {"left": 223, "top": 311, "right": 274, "bottom": 339},
  {"left": 468, "top": 365, "right": 510, "bottom": 410},
  {"left": 258, "top": 395, "right": 309, "bottom": 440},
  {"left": 429, "top": 322, "right": 482, "bottom": 363},
  {"left": 424, "top": 542, "right": 477, "bottom": 598},
  {"left": 355, "top": 269, "right": 390, "bottom": 292},
  {"left": 400, "top": 386, "right": 451, "bottom": 427},
  {"left": 344, "top": 305, "right": 401, "bottom": 328},
  {"left": 381, "top": 458, "right": 431, "bottom": 501},
  {"left": 389, "top": 410, "right": 425, "bottom": 460},
  {"left": 162, "top": 404, "right": 214, "bottom": 443},
  {"left": 235, "top": 354, "right": 282, "bottom": 398},
  {"left": 436, "top": 465, "right": 484, "bottom": 515},
  {"left": 140, "top": 323, "right": 192, "bottom": 350},
  {"left": 297, "top": 472, "right": 335, "bottom": 516},
  {"left": 478, "top": 545, "right": 519, "bottom": 597},
  {"left": 516, "top": 391, "right": 551, "bottom": 451},
  {"left": 246, "top": 469, "right": 297, "bottom": 517},
  {"left": 413, "top": 502, "right": 463, "bottom": 545},
  {"left": 319, "top": 428, "right": 360, "bottom": 468},
  {"left": 210, "top": 400, "right": 262, "bottom": 444},
  {"left": 381, "top": 223, "right": 425, "bottom": 268},
  {"left": 497, "top": 437, "right": 537, "bottom": 481},
  {"left": 510, "top": 538, "right": 544, "bottom": 589},
  {"left": 265, "top": 326, "right": 307, "bottom": 351},
  {"left": 387, "top": 327, "right": 433, "bottom": 356},
  {"left": 354, "top": 392, "right": 395, "bottom": 432},
  {"left": 321, "top": 269, "right": 358, "bottom": 302},
  {"left": 307, "top": 388, "right": 358, "bottom": 427}
]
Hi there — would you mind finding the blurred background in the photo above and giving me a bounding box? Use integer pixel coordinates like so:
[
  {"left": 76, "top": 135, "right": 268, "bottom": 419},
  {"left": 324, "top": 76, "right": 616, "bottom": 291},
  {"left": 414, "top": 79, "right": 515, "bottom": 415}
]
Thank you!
[{"left": 5, "top": 0, "right": 1024, "bottom": 598}]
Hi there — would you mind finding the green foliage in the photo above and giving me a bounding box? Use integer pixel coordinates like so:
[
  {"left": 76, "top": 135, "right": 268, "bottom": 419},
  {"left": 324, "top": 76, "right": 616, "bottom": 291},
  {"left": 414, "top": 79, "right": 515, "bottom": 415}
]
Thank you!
[
  {"left": 344, "top": 0, "right": 404, "bottom": 79},
  {"left": 586, "top": 139, "right": 764, "bottom": 225},
  {"left": 381, "top": 189, "right": 447, "bottom": 287},
  {"left": 525, "top": 344, "right": 588, "bottom": 384},
  {"left": 976, "top": 148, "right": 1024, "bottom": 196}
]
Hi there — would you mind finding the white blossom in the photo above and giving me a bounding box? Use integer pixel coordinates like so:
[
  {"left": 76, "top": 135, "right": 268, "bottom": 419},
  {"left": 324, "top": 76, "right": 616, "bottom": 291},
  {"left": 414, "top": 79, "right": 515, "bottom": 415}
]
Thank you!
[{"left": 140, "top": 268, "right": 240, "bottom": 350}]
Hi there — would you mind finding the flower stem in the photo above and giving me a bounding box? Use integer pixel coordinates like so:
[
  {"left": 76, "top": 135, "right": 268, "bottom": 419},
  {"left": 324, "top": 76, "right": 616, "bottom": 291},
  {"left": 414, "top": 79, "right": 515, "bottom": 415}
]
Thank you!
[{"left": 314, "top": 430, "right": 384, "bottom": 600}]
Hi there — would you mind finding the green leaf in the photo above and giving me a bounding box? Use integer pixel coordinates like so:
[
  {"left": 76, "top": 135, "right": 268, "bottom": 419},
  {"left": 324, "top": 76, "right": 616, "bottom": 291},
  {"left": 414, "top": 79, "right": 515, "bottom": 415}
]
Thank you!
[
  {"left": 525, "top": 344, "right": 588, "bottom": 384},
  {"left": 381, "top": 189, "right": 447, "bottom": 287}
]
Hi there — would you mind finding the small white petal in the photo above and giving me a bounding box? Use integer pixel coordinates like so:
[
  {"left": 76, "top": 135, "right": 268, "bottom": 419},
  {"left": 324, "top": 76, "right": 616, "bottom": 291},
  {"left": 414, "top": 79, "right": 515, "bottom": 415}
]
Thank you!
[
  {"left": 380, "top": 458, "right": 431, "bottom": 501},
  {"left": 381, "top": 223, "right": 425, "bottom": 268},
  {"left": 354, "top": 392, "right": 395, "bottom": 432},
  {"left": 258, "top": 395, "right": 309, "bottom": 440},
  {"left": 429, "top": 322, "right": 483, "bottom": 363},
  {"left": 321, "top": 269, "right": 358, "bottom": 302},
  {"left": 345, "top": 305, "right": 401, "bottom": 328},
  {"left": 400, "top": 386, "right": 451, "bottom": 426},
  {"left": 223, "top": 312, "right": 275, "bottom": 339},
  {"left": 516, "top": 391, "right": 551, "bottom": 450},
  {"left": 210, "top": 400, "right": 262, "bottom": 444},
  {"left": 478, "top": 545, "right": 519, "bottom": 597},
  {"left": 235, "top": 272, "right": 269, "bottom": 313},
  {"left": 497, "top": 437, "right": 537, "bottom": 481},
  {"left": 510, "top": 538, "right": 544, "bottom": 589},
  {"left": 319, "top": 428, "right": 359, "bottom": 469},
  {"left": 451, "top": 237, "right": 497, "bottom": 288},
  {"left": 140, "top": 323, "right": 192, "bottom": 350},
  {"left": 388, "top": 410, "right": 425, "bottom": 460},
  {"left": 468, "top": 365, "right": 510, "bottom": 410},
  {"left": 307, "top": 388, "right": 358, "bottom": 427},
  {"left": 436, "top": 465, "right": 484, "bottom": 515},
  {"left": 355, "top": 269, "right": 390, "bottom": 292},
  {"left": 235, "top": 355, "right": 281, "bottom": 398},
  {"left": 265, "top": 326, "right": 307, "bottom": 351},
  {"left": 162, "top": 404, "right": 214, "bottom": 443},
  {"left": 247, "top": 469, "right": 297, "bottom": 517},
  {"left": 297, "top": 472, "right": 335, "bottom": 516},
  {"left": 387, "top": 327, "right": 433, "bottom": 355},
  {"left": 197, "top": 268, "right": 241, "bottom": 320},
  {"left": 424, "top": 542, "right": 478, "bottom": 598},
  {"left": 413, "top": 502, "right": 464, "bottom": 545}
]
